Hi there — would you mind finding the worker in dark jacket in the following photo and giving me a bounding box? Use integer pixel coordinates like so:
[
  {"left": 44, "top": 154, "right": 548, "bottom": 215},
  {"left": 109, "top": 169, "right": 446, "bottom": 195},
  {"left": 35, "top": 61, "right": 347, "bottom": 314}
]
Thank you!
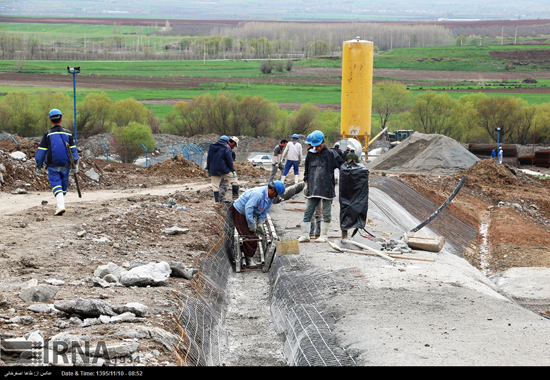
[
  {"left": 298, "top": 130, "right": 344, "bottom": 243},
  {"left": 35, "top": 109, "right": 79, "bottom": 216},
  {"left": 206, "top": 135, "right": 239, "bottom": 202},
  {"left": 219, "top": 136, "right": 239, "bottom": 202}
]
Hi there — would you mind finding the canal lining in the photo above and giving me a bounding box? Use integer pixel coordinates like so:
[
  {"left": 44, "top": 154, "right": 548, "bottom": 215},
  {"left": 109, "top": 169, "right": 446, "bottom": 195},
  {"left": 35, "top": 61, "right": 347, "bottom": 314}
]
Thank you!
[{"left": 172, "top": 203, "right": 358, "bottom": 366}]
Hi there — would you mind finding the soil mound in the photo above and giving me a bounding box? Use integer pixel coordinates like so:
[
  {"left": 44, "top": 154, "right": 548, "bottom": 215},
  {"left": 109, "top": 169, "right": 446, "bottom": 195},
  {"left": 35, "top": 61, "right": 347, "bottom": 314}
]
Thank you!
[
  {"left": 142, "top": 154, "right": 207, "bottom": 179},
  {"left": 366, "top": 132, "right": 479, "bottom": 175},
  {"left": 460, "top": 158, "right": 537, "bottom": 187}
]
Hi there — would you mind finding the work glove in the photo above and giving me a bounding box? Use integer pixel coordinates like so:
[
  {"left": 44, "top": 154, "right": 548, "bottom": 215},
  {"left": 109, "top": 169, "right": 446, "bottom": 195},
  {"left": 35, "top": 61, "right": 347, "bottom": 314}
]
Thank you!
[
  {"left": 206, "top": 170, "right": 210, "bottom": 176},
  {"left": 248, "top": 225, "right": 256, "bottom": 235},
  {"left": 304, "top": 184, "right": 309, "bottom": 196},
  {"left": 254, "top": 224, "right": 265, "bottom": 236},
  {"left": 232, "top": 171, "right": 237, "bottom": 178},
  {"left": 71, "top": 166, "right": 79, "bottom": 174}
]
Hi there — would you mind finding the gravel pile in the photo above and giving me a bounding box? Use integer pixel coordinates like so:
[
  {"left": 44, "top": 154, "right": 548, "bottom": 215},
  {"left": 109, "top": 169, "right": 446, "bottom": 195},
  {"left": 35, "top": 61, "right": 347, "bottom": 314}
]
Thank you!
[{"left": 365, "top": 132, "right": 480, "bottom": 175}]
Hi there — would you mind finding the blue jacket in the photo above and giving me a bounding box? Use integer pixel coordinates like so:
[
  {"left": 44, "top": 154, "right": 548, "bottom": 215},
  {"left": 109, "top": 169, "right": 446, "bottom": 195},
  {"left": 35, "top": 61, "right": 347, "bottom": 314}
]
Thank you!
[
  {"left": 233, "top": 186, "right": 273, "bottom": 229},
  {"left": 35, "top": 125, "right": 79, "bottom": 168},
  {"left": 206, "top": 139, "right": 235, "bottom": 176}
]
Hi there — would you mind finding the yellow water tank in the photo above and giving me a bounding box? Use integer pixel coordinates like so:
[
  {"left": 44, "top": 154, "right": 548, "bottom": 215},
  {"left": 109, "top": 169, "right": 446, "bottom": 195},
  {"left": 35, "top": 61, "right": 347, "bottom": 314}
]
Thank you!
[{"left": 341, "top": 37, "right": 373, "bottom": 150}]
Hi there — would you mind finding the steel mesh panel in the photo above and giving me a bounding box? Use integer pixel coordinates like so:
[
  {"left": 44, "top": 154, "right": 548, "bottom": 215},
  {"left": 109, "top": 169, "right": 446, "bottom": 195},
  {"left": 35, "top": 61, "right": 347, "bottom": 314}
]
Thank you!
[
  {"left": 370, "top": 176, "right": 478, "bottom": 256},
  {"left": 172, "top": 203, "right": 234, "bottom": 366},
  {"left": 512, "top": 297, "right": 550, "bottom": 318},
  {"left": 269, "top": 254, "right": 357, "bottom": 366}
]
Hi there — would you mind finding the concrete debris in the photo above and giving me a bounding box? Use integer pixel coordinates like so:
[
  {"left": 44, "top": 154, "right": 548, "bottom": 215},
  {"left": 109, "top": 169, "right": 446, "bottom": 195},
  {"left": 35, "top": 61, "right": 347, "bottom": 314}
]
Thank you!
[
  {"left": 162, "top": 226, "right": 189, "bottom": 235},
  {"left": 119, "top": 261, "right": 171, "bottom": 287}
]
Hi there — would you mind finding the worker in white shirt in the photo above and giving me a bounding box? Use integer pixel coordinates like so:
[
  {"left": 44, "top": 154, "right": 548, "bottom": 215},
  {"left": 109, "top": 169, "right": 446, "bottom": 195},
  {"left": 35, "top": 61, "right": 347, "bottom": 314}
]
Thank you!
[{"left": 280, "top": 134, "right": 303, "bottom": 185}]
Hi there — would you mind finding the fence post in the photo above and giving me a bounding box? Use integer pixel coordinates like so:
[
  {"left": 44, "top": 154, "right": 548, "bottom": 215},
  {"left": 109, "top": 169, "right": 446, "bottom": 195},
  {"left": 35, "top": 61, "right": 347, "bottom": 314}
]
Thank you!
[
  {"left": 102, "top": 141, "right": 109, "bottom": 165},
  {"left": 168, "top": 146, "right": 175, "bottom": 157},
  {"left": 141, "top": 143, "right": 148, "bottom": 167}
]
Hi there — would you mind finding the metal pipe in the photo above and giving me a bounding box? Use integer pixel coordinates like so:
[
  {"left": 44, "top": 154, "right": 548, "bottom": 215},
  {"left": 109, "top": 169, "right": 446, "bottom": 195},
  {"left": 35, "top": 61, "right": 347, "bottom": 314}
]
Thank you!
[
  {"left": 102, "top": 141, "right": 109, "bottom": 165},
  {"left": 141, "top": 143, "right": 148, "bottom": 167}
]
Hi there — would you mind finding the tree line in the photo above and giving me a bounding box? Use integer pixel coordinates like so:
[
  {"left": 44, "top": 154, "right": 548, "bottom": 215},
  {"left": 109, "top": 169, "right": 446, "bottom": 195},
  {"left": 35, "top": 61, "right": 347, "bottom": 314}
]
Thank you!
[
  {"left": 373, "top": 81, "right": 550, "bottom": 145},
  {"left": 2, "top": 84, "right": 549, "bottom": 163},
  {"left": 0, "top": 21, "right": 454, "bottom": 61}
]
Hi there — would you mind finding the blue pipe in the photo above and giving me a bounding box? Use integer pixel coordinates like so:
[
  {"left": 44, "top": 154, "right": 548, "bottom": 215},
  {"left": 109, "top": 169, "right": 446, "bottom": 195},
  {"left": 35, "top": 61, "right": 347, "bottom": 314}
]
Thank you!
[
  {"left": 141, "top": 143, "right": 148, "bottom": 167},
  {"left": 102, "top": 141, "right": 109, "bottom": 165}
]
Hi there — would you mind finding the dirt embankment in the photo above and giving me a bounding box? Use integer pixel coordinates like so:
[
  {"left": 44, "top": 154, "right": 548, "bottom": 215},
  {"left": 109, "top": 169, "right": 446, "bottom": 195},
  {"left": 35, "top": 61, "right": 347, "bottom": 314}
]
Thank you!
[{"left": 397, "top": 158, "right": 550, "bottom": 275}]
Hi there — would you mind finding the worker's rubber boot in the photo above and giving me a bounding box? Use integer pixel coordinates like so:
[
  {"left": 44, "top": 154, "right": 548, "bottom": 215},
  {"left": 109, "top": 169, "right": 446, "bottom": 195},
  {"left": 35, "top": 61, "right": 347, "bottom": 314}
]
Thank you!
[
  {"left": 310, "top": 219, "right": 321, "bottom": 239},
  {"left": 245, "top": 255, "right": 258, "bottom": 267},
  {"left": 232, "top": 185, "right": 239, "bottom": 200},
  {"left": 298, "top": 222, "right": 311, "bottom": 242},
  {"left": 213, "top": 191, "right": 220, "bottom": 203},
  {"left": 54, "top": 193, "right": 65, "bottom": 216},
  {"left": 315, "top": 222, "right": 330, "bottom": 243}
]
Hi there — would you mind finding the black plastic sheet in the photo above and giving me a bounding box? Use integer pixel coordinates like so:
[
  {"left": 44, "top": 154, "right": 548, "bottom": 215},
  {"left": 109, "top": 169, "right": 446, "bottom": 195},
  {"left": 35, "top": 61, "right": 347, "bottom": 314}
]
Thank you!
[{"left": 339, "top": 161, "right": 369, "bottom": 231}]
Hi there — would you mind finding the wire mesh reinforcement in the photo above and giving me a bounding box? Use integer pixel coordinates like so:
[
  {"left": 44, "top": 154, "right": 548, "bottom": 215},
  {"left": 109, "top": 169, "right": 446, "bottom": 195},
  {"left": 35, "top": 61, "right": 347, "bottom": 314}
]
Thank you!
[
  {"left": 172, "top": 202, "right": 359, "bottom": 366},
  {"left": 269, "top": 254, "right": 358, "bottom": 366},
  {"left": 172, "top": 203, "right": 234, "bottom": 366},
  {"left": 370, "top": 176, "right": 478, "bottom": 256}
]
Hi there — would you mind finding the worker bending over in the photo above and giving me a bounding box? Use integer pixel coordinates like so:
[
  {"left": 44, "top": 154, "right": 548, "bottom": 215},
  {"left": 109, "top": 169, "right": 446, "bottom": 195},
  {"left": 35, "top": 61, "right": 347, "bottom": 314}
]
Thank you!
[
  {"left": 231, "top": 181, "right": 285, "bottom": 267},
  {"left": 206, "top": 135, "right": 239, "bottom": 202},
  {"left": 35, "top": 109, "right": 79, "bottom": 216}
]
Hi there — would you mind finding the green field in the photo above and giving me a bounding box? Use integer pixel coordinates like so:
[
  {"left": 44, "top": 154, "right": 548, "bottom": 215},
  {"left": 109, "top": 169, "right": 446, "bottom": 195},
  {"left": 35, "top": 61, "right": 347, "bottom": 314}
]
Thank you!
[
  {"left": 2, "top": 44, "right": 550, "bottom": 122},
  {"left": 0, "top": 60, "right": 269, "bottom": 78},
  {"left": 374, "top": 45, "right": 550, "bottom": 72}
]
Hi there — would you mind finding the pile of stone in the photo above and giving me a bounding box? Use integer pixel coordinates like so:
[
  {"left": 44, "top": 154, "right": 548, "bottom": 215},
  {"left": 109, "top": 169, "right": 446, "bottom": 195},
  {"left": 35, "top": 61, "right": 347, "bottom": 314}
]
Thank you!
[{"left": 365, "top": 132, "right": 480, "bottom": 175}]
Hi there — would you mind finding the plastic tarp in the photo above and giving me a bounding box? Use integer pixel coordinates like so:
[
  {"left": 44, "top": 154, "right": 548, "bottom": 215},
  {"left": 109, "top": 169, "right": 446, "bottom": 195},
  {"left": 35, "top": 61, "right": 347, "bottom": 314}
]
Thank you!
[{"left": 339, "top": 161, "right": 369, "bottom": 231}]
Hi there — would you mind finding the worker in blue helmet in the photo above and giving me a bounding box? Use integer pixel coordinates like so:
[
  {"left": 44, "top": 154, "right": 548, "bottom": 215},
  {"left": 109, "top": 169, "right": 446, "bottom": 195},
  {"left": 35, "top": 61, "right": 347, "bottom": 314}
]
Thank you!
[
  {"left": 298, "top": 130, "right": 344, "bottom": 243},
  {"left": 35, "top": 109, "right": 79, "bottom": 216},
  {"left": 231, "top": 181, "right": 285, "bottom": 267},
  {"left": 281, "top": 133, "right": 302, "bottom": 185},
  {"left": 206, "top": 135, "right": 239, "bottom": 202}
]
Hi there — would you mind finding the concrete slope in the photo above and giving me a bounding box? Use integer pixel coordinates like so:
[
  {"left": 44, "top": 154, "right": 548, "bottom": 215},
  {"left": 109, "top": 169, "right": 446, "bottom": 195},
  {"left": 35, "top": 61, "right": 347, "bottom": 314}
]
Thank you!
[{"left": 268, "top": 184, "right": 550, "bottom": 366}]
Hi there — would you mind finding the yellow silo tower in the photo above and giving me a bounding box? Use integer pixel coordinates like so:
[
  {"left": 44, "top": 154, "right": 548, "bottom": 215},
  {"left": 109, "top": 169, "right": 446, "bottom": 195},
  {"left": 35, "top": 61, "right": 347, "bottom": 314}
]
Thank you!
[{"left": 340, "top": 37, "right": 373, "bottom": 151}]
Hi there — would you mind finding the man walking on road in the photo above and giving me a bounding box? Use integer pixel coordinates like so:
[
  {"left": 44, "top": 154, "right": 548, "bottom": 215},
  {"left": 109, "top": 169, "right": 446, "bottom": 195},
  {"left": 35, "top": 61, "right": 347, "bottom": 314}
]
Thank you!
[
  {"left": 268, "top": 139, "right": 288, "bottom": 184},
  {"left": 298, "top": 130, "right": 344, "bottom": 243},
  {"left": 206, "top": 135, "right": 239, "bottom": 203},
  {"left": 35, "top": 109, "right": 79, "bottom": 216},
  {"left": 281, "top": 134, "right": 302, "bottom": 185},
  {"left": 231, "top": 181, "right": 285, "bottom": 267}
]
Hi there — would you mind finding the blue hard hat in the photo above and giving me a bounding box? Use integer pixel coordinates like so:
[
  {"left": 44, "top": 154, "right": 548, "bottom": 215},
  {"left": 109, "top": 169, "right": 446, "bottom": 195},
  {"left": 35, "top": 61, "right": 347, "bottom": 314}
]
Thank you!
[
  {"left": 220, "top": 135, "right": 229, "bottom": 142},
  {"left": 309, "top": 130, "right": 325, "bottom": 147},
  {"left": 49, "top": 109, "right": 62, "bottom": 119},
  {"left": 271, "top": 180, "right": 285, "bottom": 196},
  {"left": 305, "top": 133, "right": 313, "bottom": 145},
  {"left": 292, "top": 134, "right": 299, "bottom": 139}
]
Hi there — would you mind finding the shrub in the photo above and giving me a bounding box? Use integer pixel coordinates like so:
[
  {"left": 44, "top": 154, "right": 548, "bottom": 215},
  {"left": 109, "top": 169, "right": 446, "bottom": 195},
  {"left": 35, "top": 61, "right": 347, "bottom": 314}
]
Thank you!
[
  {"left": 111, "top": 121, "right": 156, "bottom": 163},
  {"left": 260, "top": 60, "right": 272, "bottom": 74}
]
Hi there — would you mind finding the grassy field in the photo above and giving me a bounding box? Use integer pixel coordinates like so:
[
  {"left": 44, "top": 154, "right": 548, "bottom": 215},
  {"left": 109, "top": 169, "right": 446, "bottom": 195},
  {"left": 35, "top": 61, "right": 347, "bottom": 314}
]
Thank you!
[
  {"left": 374, "top": 45, "right": 550, "bottom": 71},
  {"left": 0, "top": 60, "right": 269, "bottom": 78},
  {"left": 2, "top": 44, "right": 550, "bottom": 121}
]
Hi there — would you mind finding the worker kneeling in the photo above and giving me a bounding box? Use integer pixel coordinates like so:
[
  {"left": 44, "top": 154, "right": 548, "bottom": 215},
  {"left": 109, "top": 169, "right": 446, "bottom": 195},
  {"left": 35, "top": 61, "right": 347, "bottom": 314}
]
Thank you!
[{"left": 231, "top": 181, "right": 285, "bottom": 267}]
